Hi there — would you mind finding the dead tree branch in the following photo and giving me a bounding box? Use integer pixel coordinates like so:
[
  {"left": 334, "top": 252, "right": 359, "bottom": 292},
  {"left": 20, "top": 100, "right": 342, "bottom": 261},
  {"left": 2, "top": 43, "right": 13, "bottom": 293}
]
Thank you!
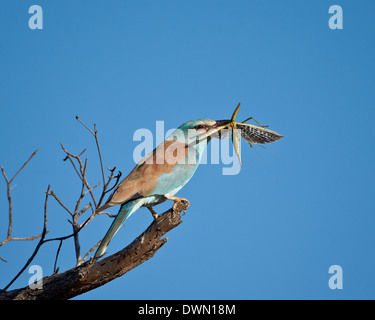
[{"left": 0, "top": 202, "right": 186, "bottom": 300}]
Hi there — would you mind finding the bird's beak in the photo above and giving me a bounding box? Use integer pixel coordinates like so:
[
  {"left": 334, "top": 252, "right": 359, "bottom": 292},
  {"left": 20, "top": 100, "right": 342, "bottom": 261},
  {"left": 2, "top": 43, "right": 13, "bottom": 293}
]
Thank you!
[
  {"left": 197, "top": 120, "right": 232, "bottom": 140},
  {"left": 214, "top": 120, "right": 232, "bottom": 128}
]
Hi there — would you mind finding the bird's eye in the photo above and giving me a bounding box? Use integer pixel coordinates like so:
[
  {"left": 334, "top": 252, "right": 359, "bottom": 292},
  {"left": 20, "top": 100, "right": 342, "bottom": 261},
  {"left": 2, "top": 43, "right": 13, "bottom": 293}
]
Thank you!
[{"left": 195, "top": 125, "right": 204, "bottom": 130}]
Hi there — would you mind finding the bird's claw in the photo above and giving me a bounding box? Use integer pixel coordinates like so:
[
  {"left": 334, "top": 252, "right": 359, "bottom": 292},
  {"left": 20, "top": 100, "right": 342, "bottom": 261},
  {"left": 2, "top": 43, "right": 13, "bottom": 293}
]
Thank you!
[{"left": 172, "top": 198, "right": 190, "bottom": 215}]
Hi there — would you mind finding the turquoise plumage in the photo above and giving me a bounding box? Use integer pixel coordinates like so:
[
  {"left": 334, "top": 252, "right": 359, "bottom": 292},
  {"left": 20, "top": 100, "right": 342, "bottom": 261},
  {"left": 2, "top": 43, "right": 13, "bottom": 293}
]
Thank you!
[{"left": 94, "top": 119, "right": 217, "bottom": 258}]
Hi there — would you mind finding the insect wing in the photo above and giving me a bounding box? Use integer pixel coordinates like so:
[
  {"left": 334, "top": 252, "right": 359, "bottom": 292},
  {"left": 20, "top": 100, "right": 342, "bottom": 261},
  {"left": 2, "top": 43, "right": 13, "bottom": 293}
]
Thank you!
[{"left": 237, "top": 123, "right": 283, "bottom": 145}]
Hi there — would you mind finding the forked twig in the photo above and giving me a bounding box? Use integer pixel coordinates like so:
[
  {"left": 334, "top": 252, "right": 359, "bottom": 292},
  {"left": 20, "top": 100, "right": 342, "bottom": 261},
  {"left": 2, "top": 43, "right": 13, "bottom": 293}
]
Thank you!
[
  {"left": 0, "top": 150, "right": 43, "bottom": 261},
  {"left": 76, "top": 116, "right": 105, "bottom": 190}
]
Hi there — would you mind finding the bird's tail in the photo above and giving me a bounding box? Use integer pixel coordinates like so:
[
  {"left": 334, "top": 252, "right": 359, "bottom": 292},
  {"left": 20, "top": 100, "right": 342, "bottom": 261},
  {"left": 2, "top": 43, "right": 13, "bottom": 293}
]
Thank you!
[{"left": 94, "top": 199, "right": 144, "bottom": 258}]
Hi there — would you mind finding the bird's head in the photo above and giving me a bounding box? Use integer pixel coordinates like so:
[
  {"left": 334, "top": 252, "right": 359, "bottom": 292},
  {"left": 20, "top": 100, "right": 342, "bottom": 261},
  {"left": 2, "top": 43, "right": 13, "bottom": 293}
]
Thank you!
[{"left": 167, "top": 119, "right": 232, "bottom": 144}]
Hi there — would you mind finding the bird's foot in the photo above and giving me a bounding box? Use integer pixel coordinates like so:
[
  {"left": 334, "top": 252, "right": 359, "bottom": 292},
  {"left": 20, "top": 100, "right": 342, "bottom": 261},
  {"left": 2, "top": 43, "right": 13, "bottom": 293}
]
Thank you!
[
  {"left": 147, "top": 206, "right": 159, "bottom": 220},
  {"left": 166, "top": 196, "right": 190, "bottom": 215}
]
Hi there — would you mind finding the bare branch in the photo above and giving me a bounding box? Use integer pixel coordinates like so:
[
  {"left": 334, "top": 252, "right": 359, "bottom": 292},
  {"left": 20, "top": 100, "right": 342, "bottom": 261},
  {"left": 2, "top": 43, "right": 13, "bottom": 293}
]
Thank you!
[
  {"left": 77, "top": 203, "right": 91, "bottom": 218},
  {"left": 1, "top": 201, "right": 187, "bottom": 300},
  {"left": 75, "top": 116, "right": 95, "bottom": 136},
  {"left": 96, "top": 211, "right": 116, "bottom": 219},
  {"left": 60, "top": 143, "right": 97, "bottom": 208},
  {"left": 76, "top": 116, "right": 105, "bottom": 191},
  {"left": 9, "top": 150, "right": 39, "bottom": 184},
  {"left": 1, "top": 234, "right": 44, "bottom": 243},
  {"left": 1, "top": 165, "right": 13, "bottom": 244},
  {"left": 3, "top": 185, "right": 50, "bottom": 291},
  {"left": 82, "top": 240, "right": 101, "bottom": 262},
  {"left": 48, "top": 191, "right": 73, "bottom": 217},
  {"left": 73, "top": 158, "right": 88, "bottom": 216},
  {"left": 61, "top": 148, "right": 82, "bottom": 180},
  {"left": 53, "top": 240, "right": 63, "bottom": 274},
  {"left": 0, "top": 150, "right": 42, "bottom": 251},
  {"left": 83, "top": 183, "right": 100, "bottom": 197}
]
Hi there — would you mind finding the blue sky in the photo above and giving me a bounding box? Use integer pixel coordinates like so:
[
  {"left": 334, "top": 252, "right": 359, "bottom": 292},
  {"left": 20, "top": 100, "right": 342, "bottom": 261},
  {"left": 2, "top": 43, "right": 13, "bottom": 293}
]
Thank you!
[{"left": 1, "top": 0, "right": 375, "bottom": 299}]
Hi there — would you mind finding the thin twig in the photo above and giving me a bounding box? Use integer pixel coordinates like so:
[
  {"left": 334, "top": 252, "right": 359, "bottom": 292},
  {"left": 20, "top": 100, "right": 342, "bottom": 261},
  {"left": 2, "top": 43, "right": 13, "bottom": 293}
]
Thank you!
[
  {"left": 0, "top": 166, "right": 12, "bottom": 241},
  {"left": 74, "top": 158, "right": 88, "bottom": 216},
  {"left": 77, "top": 203, "right": 91, "bottom": 218},
  {"left": 53, "top": 240, "right": 63, "bottom": 274},
  {"left": 1, "top": 234, "right": 44, "bottom": 244},
  {"left": 75, "top": 116, "right": 95, "bottom": 136},
  {"left": 97, "top": 211, "right": 116, "bottom": 219},
  {"left": 76, "top": 116, "right": 105, "bottom": 191},
  {"left": 83, "top": 183, "right": 100, "bottom": 196},
  {"left": 82, "top": 239, "right": 101, "bottom": 262},
  {"left": 94, "top": 123, "right": 106, "bottom": 189},
  {"left": 9, "top": 150, "right": 39, "bottom": 184},
  {"left": 48, "top": 191, "right": 73, "bottom": 217}
]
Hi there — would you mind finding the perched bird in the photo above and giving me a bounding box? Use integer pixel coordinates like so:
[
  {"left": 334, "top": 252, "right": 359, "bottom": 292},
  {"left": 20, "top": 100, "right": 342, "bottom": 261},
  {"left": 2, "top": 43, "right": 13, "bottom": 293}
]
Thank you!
[
  {"left": 94, "top": 115, "right": 283, "bottom": 258},
  {"left": 94, "top": 119, "right": 229, "bottom": 258}
]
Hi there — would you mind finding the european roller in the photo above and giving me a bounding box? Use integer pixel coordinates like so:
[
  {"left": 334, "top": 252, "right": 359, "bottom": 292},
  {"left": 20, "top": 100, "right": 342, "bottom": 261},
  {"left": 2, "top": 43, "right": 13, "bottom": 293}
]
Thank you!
[{"left": 94, "top": 114, "right": 283, "bottom": 258}]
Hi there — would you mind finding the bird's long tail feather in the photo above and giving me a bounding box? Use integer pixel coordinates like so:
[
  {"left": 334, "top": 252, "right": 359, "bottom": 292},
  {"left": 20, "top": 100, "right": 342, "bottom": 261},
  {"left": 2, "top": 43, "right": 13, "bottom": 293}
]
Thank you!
[{"left": 94, "top": 199, "right": 144, "bottom": 258}]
